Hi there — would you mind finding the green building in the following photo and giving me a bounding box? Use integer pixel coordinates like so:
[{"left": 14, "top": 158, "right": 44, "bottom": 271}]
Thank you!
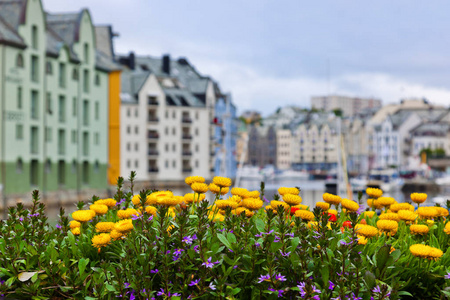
[{"left": 0, "top": 0, "right": 117, "bottom": 202}]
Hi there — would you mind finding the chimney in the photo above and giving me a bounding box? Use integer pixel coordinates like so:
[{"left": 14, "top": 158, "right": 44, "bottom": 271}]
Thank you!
[
  {"left": 162, "top": 54, "right": 170, "bottom": 75},
  {"left": 129, "top": 52, "right": 135, "bottom": 70}
]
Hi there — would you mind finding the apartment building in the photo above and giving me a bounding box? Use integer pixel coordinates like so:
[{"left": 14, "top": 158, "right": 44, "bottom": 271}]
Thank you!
[
  {"left": 311, "top": 95, "right": 381, "bottom": 117},
  {"left": 118, "top": 53, "right": 221, "bottom": 181},
  {"left": 247, "top": 125, "right": 277, "bottom": 167},
  {"left": 0, "top": 0, "right": 117, "bottom": 196},
  {"left": 276, "top": 129, "right": 293, "bottom": 170}
]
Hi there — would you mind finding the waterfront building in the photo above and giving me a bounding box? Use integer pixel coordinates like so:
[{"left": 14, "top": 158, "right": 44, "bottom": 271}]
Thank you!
[
  {"left": 276, "top": 129, "right": 293, "bottom": 170},
  {"left": 0, "top": 0, "right": 118, "bottom": 200},
  {"left": 118, "top": 53, "right": 230, "bottom": 182},
  {"left": 311, "top": 95, "right": 381, "bottom": 117},
  {"left": 247, "top": 125, "right": 277, "bottom": 167}
]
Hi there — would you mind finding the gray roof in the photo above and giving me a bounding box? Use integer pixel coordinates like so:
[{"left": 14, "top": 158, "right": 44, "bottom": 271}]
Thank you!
[
  {"left": 164, "top": 88, "right": 204, "bottom": 107},
  {"left": 95, "top": 25, "right": 114, "bottom": 59},
  {"left": 0, "top": 0, "right": 26, "bottom": 47},
  {"left": 120, "top": 71, "right": 150, "bottom": 102},
  {"left": 411, "top": 122, "right": 450, "bottom": 137}
]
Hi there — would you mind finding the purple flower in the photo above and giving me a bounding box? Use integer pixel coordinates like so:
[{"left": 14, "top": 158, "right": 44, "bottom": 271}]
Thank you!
[
  {"left": 209, "top": 282, "right": 216, "bottom": 290},
  {"left": 157, "top": 289, "right": 165, "bottom": 296},
  {"left": 19, "top": 217, "right": 24, "bottom": 222},
  {"left": 55, "top": 224, "right": 62, "bottom": 229},
  {"left": 263, "top": 196, "right": 269, "bottom": 202},
  {"left": 328, "top": 281, "right": 335, "bottom": 290},
  {"left": 255, "top": 242, "right": 261, "bottom": 247},
  {"left": 189, "top": 279, "right": 200, "bottom": 286},
  {"left": 445, "top": 273, "right": 450, "bottom": 279},
  {"left": 312, "top": 296, "right": 320, "bottom": 300},
  {"left": 193, "top": 245, "right": 200, "bottom": 253},
  {"left": 255, "top": 233, "right": 263, "bottom": 238},
  {"left": 233, "top": 265, "right": 238, "bottom": 269},
  {"left": 148, "top": 215, "right": 153, "bottom": 222},
  {"left": 124, "top": 282, "right": 131, "bottom": 289},
  {"left": 202, "top": 257, "right": 219, "bottom": 268},
  {"left": 312, "top": 285, "right": 321, "bottom": 294},
  {"left": 150, "top": 269, "right": 159, "bottom": 274},
  {"left": 274, "top": 273, "right": 286, "bottom": 282},
  {"left": 285, "top": 233, "right": 294, "bottom": 238},
  {"left": 372, "top": 286, "right": 381, "bottom": 293},
  {"left": 274, "top": 236, "right": 280, "bottom": 242},
  {"left": 258, "top": 274, "right": 271, "bottom": 283},
  {"left": 268, "top": 287, "right": 284, "bottom": 298},
  {"left": 297, "top": 282, "right": 306, "bottom": 297},
  {"left": 116, "top": 198, "right": 125, "bottom": 206},
  {"left": 182, "top": 235, "right": 195, "bottom": 245},
  {"left": 351, "top": 293, "right": 362, "bottom": 300},
  {"left": 279, "top": 250, "right": 291, "bottom": 257},
  {"left": 132, "top": 214, "right": 141, "bottom": 220}
]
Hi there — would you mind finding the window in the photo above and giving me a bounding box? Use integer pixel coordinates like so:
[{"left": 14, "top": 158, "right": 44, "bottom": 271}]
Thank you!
[
  {"left": 135, "top": 143, "right": 138, "bottom": 151},
  {"left": 83, "top": 69, "right": 89, "bottom": 93},
  {"left": 95, "top": 102, "right": 99, "bottom": 120},
  {"left": 165, "top": 127, "right": 168, "bottom": 135},
  {"left": 83, "top": 100, "right": 89, "bottom": 126},
  {"left": 94, "top": 132, "right": 99, "bottom": 145},
  {"left": 72, "top": 68, "right": 79, "bottom": 80},
  {"left": 172, "top": 111, "right": 176, "bottom": 119},
  {"left": 31, "top": 25, "right": 38, "bottom": 49},
  {"left": 127, "top": 160, "right": 131, "bottom": 168},
  {"left": 165, "top": 144, "right": 169, "bottom": 151},
  {"left": 16, "top": 53, "right": 24, "bottom": 68},
  {"left": 31, "top": 90, "right": 39, "bottom": 120},
  {"left": 58, "top": 95, "right": 65, "bottom": 123},
  {"left": 83, "top": 132, "right": 89, "bottom": 156},
  {"left": 195, "top": 128, "right": 199, "bottom": 136},
  {"left": 127, "top": 126, "right": 131, "bottom": 134},
  {"left": 16, "top": 159, "right": 23, "bottom": 173},
  {"left": 58, "top": 160, "right": 65, "bottom": 185},
  {"left": 135, "top": 109, "right": 138, "bottom": 117},
  {"left": 195, "top": 144, "right": 199, "bottom": 152},
  {"left": 94, "top": 161, "right": 99, "bottom": 173},
  {"left": 172, "top": 128, "right": 176, "bottom": 135},
  {"left": 17, "top": 87, "right": 22, "bottom": 109},
  {"left": 45, "top": 127, "right": 52, "bottom": 142},
  {"left": 82, "top": 161, "right": 89, "bottom": 184},
  {"left": 46, "top": 61, "right": 52, "bottom": 74},
  {"left": 30, "top": 126, "right": 38, "bottom": 154},
  {"left": 95, "top": 74, "right": 100, "bottom": 86},
  {"left": 135, "top": 126, "right": 138, "bottom": 134},
  {"left": 127, "top": 108, "right": 131, "bottom": 117},
  {"left": 165, "top": 160, "right": 169, "bottom": 168},
  {"left": 58, "top": 129, "right": 65, "bottom": 155},
  {"left": 172, "top": 144, "right": 176, "bottom": 152},
  {"left": 71, "top": 160, "right": 77, "bottom": 173},
  {"left": 172, "top": 160, "right": 176, "bottom": 168},
  {"left": 72, "top": 97, "right": 77, "bottom": 116},
  {"left": 31, "top": 55, "right": 39, "bottom": 82},
  {"left": 59, "top": 63, "right": 66, "bottom": 88},
  {"left": 127, "top": 143, "right": 131, "bottom": 151},
  {"left": 195, "top": 160, "right": 199, "bottom": 168},
  {"left": 165, "top": 111, "right": 169, "bottom": 119},
  {"left": 134, "top": 160, "right": 139, "bottom": 168},
  {"left": 30, "top": 160, "right": 39, "bottom": 186},
  {"left": 195, "top": 112, "right": 199, "bottom": 119},
  {"left": 46, "top": 93, "right": 52, "bottom": 114},
  {"left": 84, "top": 43, "right": 89, "bottom": 63},
  {"left": 71, "top": 130, "right": 77, "bottom": 144},
  {"left": 16, "top": 124, "right": 23, "bottom": 140}
]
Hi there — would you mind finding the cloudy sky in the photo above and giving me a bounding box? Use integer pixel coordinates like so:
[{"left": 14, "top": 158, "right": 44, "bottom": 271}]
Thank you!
[{"left": 43, "top": 0, "right": 450, "bottom": 115}]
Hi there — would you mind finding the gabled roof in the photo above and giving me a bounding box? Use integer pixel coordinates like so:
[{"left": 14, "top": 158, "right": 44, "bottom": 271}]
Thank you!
[
  {"left": 120, "top": 71, "right": 150, "bottom": 102},
  {"left": 411, "top": 122, "right": 450, "bottom": 137},
  {"left": 0, "top": 0, "right": 26, "bottom": 48}
]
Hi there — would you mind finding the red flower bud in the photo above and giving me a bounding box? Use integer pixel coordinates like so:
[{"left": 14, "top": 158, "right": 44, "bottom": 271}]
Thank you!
[
  {"left": 342, "top": 220, "right": 352, "bottom": 228},
  {"left": 328, "top": 213, "right": 337, "bottom": 222},
  {"left": 290, "top": 207, "right": 300, "bottom": 215}
]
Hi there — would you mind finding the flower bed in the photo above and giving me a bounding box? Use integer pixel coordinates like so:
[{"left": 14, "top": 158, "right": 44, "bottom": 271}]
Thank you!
[{"left": 1, "top": 173, "right": 450, "bottom": 299}]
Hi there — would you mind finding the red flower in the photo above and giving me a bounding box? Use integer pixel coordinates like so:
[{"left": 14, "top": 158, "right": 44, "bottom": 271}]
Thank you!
[
  {"left": 360, "top": 219, "right": 367, "bottom": 225},
  {"left": 290, "top": 207, "right": 300, "bottom": 215},
  {"left": 342, "top": 221, "right": 352, "bottom": 228},
  {"left": 328, "top": 213, "right": 337, "bottom": 222}
]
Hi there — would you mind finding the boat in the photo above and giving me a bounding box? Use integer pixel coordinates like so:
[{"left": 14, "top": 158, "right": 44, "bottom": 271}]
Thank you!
[
  {"left": 274, "top": 169, "right": 309, "bottom": 181},
  {"left": 366, "top": 169, "right": 404, "bottom": 192},
  {"left": 350, "top": 176, "right": 368, "bottom": 192},
  {"left": 235, "top": 166, "right": 264, "bottom": 181},
  {"left": 436, "top": 175, "right": 450, "bottom": 186}
]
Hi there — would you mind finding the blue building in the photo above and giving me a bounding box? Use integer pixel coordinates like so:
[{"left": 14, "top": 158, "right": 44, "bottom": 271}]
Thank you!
[{"left": 213, "top": 93, "right": 238, "bottom": 178}]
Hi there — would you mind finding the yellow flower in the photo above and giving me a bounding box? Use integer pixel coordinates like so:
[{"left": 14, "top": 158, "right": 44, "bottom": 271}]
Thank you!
[
  {"left": 307, "top": 221, "right": 318, "bottom": 229},
  {"left": 71, "top": 227, "right": 81, "bottom": 235},
  {"left": 390, "top": 203, "right": 414, "bottom": 212},
  {"left": 322, "top": 193, "right": 341, "bottom": 205},
  {"left": 364, "top": 211, "right": 376, "bottom": 218},
  {"left": 410, "top": 244, "right": 443, "bottom": 260},
  {"left": 231, "top": 187, "right": 249, "bottom": 197},
  {"left": 357, "top": 235, "right": 368, "bottom": 245},
  {"left": 184, "top": 193, "right": 205, "bottom": 203},
  {"left": 229, "top": 195, "right": 242, "bottom": 203},
  {"left": 367, "top": 198, "right": 382, "bottom": 210},
  {"left": 377, "top": 197, "right": 395, "bottom": 207},
  {"left": 417, "top": 207, "right": 439, "bottom": 219},
  {"left": 379, "top": 213, "right": 399, "bottom": 222},
  {"left": 146, "top": 191, "right": 174, "bottom": 206},
  {"left": 244, "top": 190, "right": 260, "bottom": 198},
  {"left": 110, "top": 230, "right": 123, "bottom": 240},
  {"left": 427, "top": 219, "right": 435, "bottom": 226},
  {"left": 208, "top": 212, "right": 225, "bottom": 222},
  {"left": 316, "top": 202, "right": 330, "bottom": 211},
  {"left": 157, "top": 196, "right": 183, "bottom": 206},
  {"left": 114, "top": 219, "right": 134, "bottom": 233},
  {"left": 377, "top": 220, "right": 398, "bottom": 232},
  {"left": 185, "top": 176, "right": 205, "bottom": 185},
  {"left": 92, "top": 233, "right": 111, "bottom": 248},
  {"left": 132, "top": 194, "right": 143, "bottom": 206},
  {"left": 436, "top": 207, "right": 449, "bottom": 217},
  {"left": 215, "top": 200, "right": 238, "bottom": 210},
  {"left": 411, "top": 193, "right": 427, "bottom": 204},
  {"left": 145, "top": 205, "right": 157, "bottom": 216},
  {"left": 233, "top": 207, "right": 254, "bottom": 217},
  {"left": 410, "top": 224, "right": 429, "bottom": 235},
  {"left": 72, "top": 210, "right": 96, "bottom": 222},
  {"left": 294, "top": 210, "right": 315, "bottom": 221},
  {"left": 89, "top": 204, "right": 108, "bottom": 216},
  {"left": 117, "top": 208, "right": 139, "bottom": 219},
  {"left": 213, "top": 176, "right": 232, "bottom": 187},
  {"left": 191, "top": 182, "right": 209, "bottom": 193},
  {"left": 69, "top": 220, "right": 81, "bottom": 229},
  {"left": 242, "top": 198, "right": 263, "bottom": 211},
  {"left": 366, "top": 187, "right": 383, "bottom": 198},
  {"left": 270, "top": 200, "right": 290, "bottom": 211},
  {"left": 96, "top": 222, "right": 115, "bottom": 233},
  {"left": 278, "top": 187, "right": 300, "bottom": 196},
  {"left": 355, "top": 224, "right": 378, "bottom": 238},
  {"left": 95, "top": 198, "right": 116, "bottom": 208},
  {"left": 282, "top": 194, "right": 302, "bottom": 206},
  {"left": 327, "top": 209, "right": 338, "bottom": 216},
  {"left": 341, "top": 199, "right": 359, "bottom": 212},
  {"left": 444, "top": 222, "right": 450, "bottom": 234},
  {"left": 398, "top": 210, "right": 417, "bottom": 222},
  {"left": 209, "top": 183, "right": 229, "bottom": 195}
]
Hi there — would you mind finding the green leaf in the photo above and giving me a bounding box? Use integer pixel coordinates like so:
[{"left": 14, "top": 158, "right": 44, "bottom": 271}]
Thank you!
[
  {"left": 18, "top": 271, "right": 37, "bottom": 282},
  {"left": 217, "top": 233, "right": 232, "bottom": 250},
  {"left": 397, "top": 291, "right": 413, "bottom": 297},
  {"left": 364, "top": 271, "right": 376, "bottom": 289},
  {"left": 105, "top": 283, "right": 116, "bottom": 292},
  {"left": 85, "top": 297, "right": 98, "bottom": 300},
  {"left": 376, "top": 245, "right": 390, "bottom": 272},
  {"left": 254, "top": 218, "right": 265, "bottom": 232},
  {"left": 270, "top": 242, "right": 282, "bottom": 252},
  {"left": 78, "top": 258, "right": 89, "bottom": 277},
  {"left": 320, "top": 265, "right": 329, "bottom": 286},
  {"left": 290, "top": 237, "right": 300, "bottom": 249},
  {"left": 227, "top": 233, "right": 237, "bottom": 245}
]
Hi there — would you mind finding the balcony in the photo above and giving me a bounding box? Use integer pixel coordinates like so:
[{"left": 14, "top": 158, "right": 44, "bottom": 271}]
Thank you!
[
  {"left": 148, "top": 98, "right": 159, "bottom": 106},
  {"left": 182, "top": 167, "right": 193, "bottom": 173},
  {"left": 148, "top": 116, "right": 159, "bottom": 123},
  {"left": 182, "top": 151, "right": 192, "bottom": 156},
  {"left": 148, "top": 168, "right": 159, "bottom": 173},
  {"left": 182, "top": 117, "right": 192, "bottom": 124},
  {"left": 147, "top": 132, "right": 159, "bottom": 139},
  {"left": 148, "top": 149, "right": 159, "bottom": 156},
  {"left": 182, "top": 134, "right": 193, "bottom": 140},
  {"left": 210, "top": 150, "right": 215, "bottom": 156}
]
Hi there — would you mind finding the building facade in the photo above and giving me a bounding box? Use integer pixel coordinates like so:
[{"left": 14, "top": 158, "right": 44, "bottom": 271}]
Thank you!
[
  {"left": 0, "top": 0, "right": 116, "bottom": 199},
  {"left": 311, "top": 95, "right": 381, "bottom": 117}
]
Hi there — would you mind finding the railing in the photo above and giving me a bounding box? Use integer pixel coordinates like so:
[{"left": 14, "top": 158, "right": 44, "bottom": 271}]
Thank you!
[
  {"left": 148, "top": 168, "right": 159, "bottom": 173},
  {"left": 148, "top": 117, "right": 159, "bottom": 122},
  {"left": 182, "top": 151, "right": 192, "bottom": 156},
  {"left": 182, "top": 117, "right": 192, "bottom": 124},
  {"left": 182, "top": 168, "right": 192, "bottom": 173},
  {"left": 182, "top": 134, "right": 193, "bottom": 140},
  {"left": 148, "top": 150, "right": 159, "bottom": 155},
  {"left": 148, "top": 132, "right": 159, "bottom": 139},
  {"left": 148, "top": 99, "right": 159, "bottom": 105}
]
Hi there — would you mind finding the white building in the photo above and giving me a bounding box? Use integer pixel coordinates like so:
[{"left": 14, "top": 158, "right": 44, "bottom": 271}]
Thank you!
[
  {"left": 119, "top": 54, "right": 216, "bottom": 181},
  {"left": 276, "top": 129, "right": 293, "bottom": 170},
  {"left": 311, "top": 95, "right": 381, "bottom": 117}
]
